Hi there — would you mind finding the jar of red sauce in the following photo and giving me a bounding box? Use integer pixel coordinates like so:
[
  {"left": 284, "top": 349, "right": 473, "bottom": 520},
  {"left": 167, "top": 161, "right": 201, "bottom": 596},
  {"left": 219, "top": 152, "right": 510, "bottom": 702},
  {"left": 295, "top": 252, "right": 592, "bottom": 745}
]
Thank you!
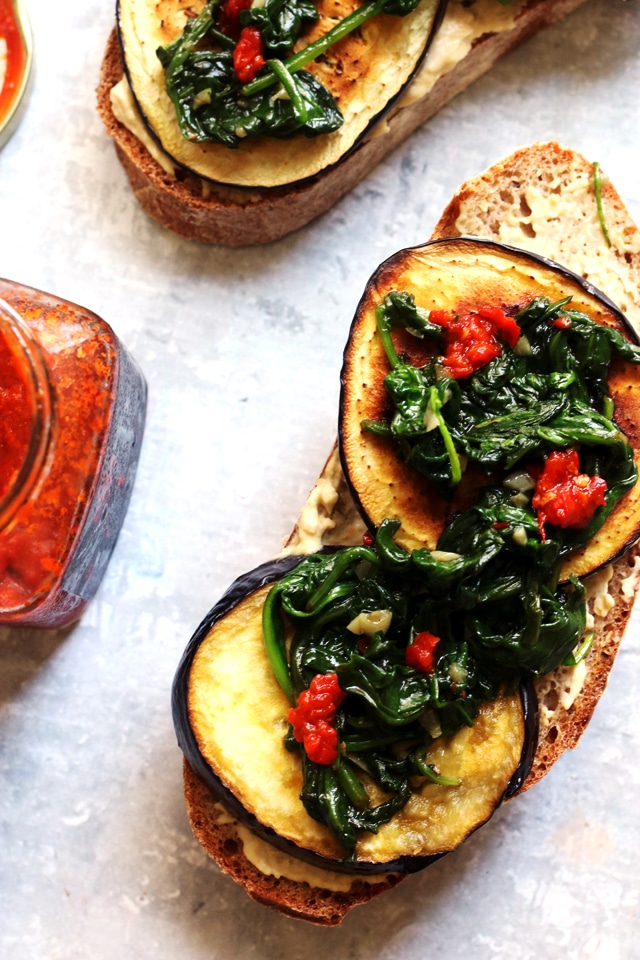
[{"left": 0, "top": 279, "right": 147, "bottom": 628}]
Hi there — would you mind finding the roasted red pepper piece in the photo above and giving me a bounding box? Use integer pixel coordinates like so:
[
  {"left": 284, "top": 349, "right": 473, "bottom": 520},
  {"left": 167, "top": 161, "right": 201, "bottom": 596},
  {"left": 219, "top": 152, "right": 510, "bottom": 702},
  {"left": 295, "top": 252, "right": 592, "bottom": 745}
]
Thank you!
[
  {"left": 233, "top": 26, "right": 265, "bottom": 83},
  {"left": 288, "top": 673, "right": 347, "bottom": 765},
  {"left": 405, "top": 631, "right": 440, "bottom": 674},
  {"left": 429, "top": 306, "right": 521, "bottom": 379},
  {"left": 532, "top": 449, "right": 608, "bottom": 540}
]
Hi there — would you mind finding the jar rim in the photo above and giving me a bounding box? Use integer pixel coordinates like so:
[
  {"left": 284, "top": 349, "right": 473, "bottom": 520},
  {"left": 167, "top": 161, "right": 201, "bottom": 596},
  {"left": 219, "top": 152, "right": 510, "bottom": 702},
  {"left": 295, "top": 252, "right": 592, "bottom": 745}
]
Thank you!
[{"left": 0, "top": 297, "right": 53, "bottom": 530}]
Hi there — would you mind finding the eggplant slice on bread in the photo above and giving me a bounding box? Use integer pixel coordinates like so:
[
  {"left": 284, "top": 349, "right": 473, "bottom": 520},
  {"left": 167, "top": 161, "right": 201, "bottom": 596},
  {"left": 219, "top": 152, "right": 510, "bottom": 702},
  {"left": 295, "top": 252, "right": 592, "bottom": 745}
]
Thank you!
[
  {"left": 340, "top": 238, "right": 640, "bottom": 580},
  {"left": 117, "top": 0, "right": 448, "bottom": 188},
  {"left": 173, "top": 237, "right": 640, "bottom": 896},
  {"left": 173, "top": 554, "right": 536, "bottom": 873}
]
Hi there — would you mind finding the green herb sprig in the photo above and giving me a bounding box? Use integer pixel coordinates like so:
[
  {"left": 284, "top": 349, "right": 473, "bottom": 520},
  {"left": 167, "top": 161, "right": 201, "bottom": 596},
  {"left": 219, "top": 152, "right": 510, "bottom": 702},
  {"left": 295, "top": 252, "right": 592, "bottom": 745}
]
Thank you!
[{"left": 593, "top": 161, "right": 613, "bottom": 248}]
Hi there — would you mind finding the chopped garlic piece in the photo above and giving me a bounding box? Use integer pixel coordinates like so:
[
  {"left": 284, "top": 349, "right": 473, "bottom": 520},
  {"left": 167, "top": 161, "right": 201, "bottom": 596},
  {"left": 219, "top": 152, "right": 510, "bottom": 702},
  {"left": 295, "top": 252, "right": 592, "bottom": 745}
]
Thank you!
[
  {"left": 514, "top": 335, "right": 532, "bottom": 356},
  {"left": 559, "top": 660, "right": 588, "bottom": 711},
  {"left": 621, "top": 555, "right": 640, "bottom": 599},
  {"left": 431, "top": 550, "right": 461, "bottom": 563},
  {"left": 449, "top": 662, "right": 468, "bottom": 684},
  {"left": 512, "top": 525, "right": 527, "bottom": 546},
  {"left": 419, "top": 708, "right": 442, "bottom": 739},
  {"left": 503, "top": 469, "right": 535, "bottom": 493},
  {"left": 347, "top": 609, "right": 392, "bottom": 636},
  {"left": 586, "top": 565, "right": 614, "bottom": 618}
]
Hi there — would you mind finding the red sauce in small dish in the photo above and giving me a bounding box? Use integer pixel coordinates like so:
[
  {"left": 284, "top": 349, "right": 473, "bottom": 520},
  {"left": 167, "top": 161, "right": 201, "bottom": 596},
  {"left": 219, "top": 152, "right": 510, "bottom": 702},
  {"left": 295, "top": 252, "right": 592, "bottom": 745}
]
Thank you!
[{"left": 0, "top": 0, "right": 26, "bottom": 128}]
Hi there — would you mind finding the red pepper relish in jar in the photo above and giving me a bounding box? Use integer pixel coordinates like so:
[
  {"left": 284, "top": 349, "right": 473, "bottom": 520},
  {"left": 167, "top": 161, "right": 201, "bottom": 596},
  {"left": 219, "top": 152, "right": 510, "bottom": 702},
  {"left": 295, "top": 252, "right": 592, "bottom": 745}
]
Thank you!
[{"left": 0, "top": 280, "right": 147, "bottom": 627}]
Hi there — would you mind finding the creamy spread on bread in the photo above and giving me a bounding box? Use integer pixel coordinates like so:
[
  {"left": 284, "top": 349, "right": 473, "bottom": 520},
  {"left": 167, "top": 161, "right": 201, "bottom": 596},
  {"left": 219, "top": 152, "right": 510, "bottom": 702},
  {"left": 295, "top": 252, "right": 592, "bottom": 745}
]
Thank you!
[
  {"left": 210, "top": 799, "right": 391, "bottom": 888},
  {"left": 236, "top": 825, "right": 391, "bottom": 890},
  {"left": 399, "top": 0, "right": 522, "bottom": 108},
  {"left": 109, "top": 76, "right": 261, "bottom": 203},
  {"left": 621, "top": 555, "right": 640, "bottom": 599},
  {"left": 111, "top": 77, "right": 177, "bottom": 176},
  {"left": 281, "top": 448, "right": 343, "bottom": 555}
]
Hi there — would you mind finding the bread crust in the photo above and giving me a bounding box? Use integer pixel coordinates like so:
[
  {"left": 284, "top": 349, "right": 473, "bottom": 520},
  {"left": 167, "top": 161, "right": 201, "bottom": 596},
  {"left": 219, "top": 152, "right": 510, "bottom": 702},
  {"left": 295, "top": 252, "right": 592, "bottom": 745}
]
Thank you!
[
  {"left": 97, "top": 0, "right": 589, "bottom": 245},
  {"left": 176, "top": 142, "right": 640, "bottom": 924},
  {"left": 183, "top": 759, "right": 403, "bottom": 926}
]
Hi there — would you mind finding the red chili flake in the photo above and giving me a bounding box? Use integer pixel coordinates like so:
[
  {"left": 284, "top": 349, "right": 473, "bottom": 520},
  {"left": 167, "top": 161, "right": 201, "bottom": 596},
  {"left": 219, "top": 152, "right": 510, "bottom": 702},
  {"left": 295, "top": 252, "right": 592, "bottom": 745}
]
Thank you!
[
  {"left": 429, "top": 306, "right": 521, "bottom": 379},
  {"left": 288, "top": 673, "right": 347, "bottom": 765},
  {"left": 302, "top": 721, "right": 339, "bottom": 766},
  {"left": 532, "top": 449, "right": 608, "bottom": 541},
  {"left": 362, "top": 531, "right": 374, "bottom": 546},
  {"left": 553, "top": 316, "right": 572, "bottom": 330},
  {"left": 493, "top": 521, "right": 510, "bottom": 530},
  {"left": 218, "top": 0, "right": 252, "bottom": 37},
  {"left": 357, "top": 636, "right": 370, "bottom": 654},
  {"left": 405, "top": 631, "right": 440, "bottom": 675},
  {"left": 233, "top": 26, "right": 265, "bottom": 83}
]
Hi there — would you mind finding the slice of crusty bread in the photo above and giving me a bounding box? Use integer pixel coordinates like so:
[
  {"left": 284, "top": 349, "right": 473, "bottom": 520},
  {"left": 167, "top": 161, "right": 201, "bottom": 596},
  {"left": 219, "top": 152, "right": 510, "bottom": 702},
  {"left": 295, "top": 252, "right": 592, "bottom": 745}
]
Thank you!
[
  {"left": 180, "top": 143, "right": 640, "bottom": 924},
  {"left": 97, "top": 0, "right": 588, "bottom": 246}
]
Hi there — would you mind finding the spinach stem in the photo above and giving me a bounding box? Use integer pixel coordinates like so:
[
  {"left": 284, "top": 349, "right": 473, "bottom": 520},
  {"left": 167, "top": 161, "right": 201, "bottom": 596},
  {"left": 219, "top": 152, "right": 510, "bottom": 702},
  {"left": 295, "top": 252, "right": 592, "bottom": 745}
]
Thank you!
[
  {"left": 335, "top": 758, "right": 369, "bottom": 809},
  {"left": 412, "top": 749, "right": 461, "bottom": 786},
  {"left": 602, "top": 395, "right": 615, "bottom": 420},
  {"left": 209, "top": 27, "right": 236, "bottom": 51},
  {"left": 266, "top": 59, "right": 308, "bottom": 123},
  {"left": 376, "top": 303, "right": 401, "bottom": 369},
  {"left": 562, "top": 630, "right": 594, "bottom": 667},
  {"left": 593, "top": 161, "right": 612, "bottom": 249},
  {"left": 242, "top": 0, "right": 387, "bottom": 97},
  {"left": 262, "top": 586, "right": 294, "bottom": 704},
  {"left": 360, "top": 418, "right": 393, "bottom": 437},
  {"left": 429, "top": 385, "right": 462, "bottom": 484}
]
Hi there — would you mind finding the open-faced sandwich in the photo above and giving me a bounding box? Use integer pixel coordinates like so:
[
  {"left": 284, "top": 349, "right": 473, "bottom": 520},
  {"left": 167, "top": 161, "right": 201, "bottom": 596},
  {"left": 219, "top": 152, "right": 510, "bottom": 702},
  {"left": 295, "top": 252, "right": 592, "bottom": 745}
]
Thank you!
[
  {"left": 97, "top": 0, "right": 589, "bottom": 244},
  {"left": 171, "top": 143, "right": 640, "bottom": 924}
]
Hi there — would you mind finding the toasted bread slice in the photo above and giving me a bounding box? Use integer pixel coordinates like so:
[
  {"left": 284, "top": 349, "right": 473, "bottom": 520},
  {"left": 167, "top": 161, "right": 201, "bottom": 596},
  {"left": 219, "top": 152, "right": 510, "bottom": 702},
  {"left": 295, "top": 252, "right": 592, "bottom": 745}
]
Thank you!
[
  {"left": 179, "top": 143, "right": 640, "bottom": 924},
  {"left": 97, "top": 0, "right": 588, "bottom": 245}
]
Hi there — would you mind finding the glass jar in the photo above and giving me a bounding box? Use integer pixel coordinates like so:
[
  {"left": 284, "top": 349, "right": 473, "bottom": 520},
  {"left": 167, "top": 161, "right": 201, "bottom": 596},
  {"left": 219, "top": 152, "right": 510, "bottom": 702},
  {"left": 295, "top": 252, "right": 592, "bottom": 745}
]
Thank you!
[{"left": 0, "top": 279, "right": 147, "bottom": 627}]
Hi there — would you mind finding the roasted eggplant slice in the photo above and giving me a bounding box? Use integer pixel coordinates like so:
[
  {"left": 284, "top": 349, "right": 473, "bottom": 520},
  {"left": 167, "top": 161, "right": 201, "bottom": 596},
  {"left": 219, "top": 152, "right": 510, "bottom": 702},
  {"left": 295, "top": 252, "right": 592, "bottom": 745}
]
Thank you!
[
  {"left": 173, "top": 556, "right": 536, "bottom": 875},
  {"left": 117, "top": 0, "right": 447, "bottom": 188},
  {"left": 339, "top": 237, "right": 640, "bottom": 580}
]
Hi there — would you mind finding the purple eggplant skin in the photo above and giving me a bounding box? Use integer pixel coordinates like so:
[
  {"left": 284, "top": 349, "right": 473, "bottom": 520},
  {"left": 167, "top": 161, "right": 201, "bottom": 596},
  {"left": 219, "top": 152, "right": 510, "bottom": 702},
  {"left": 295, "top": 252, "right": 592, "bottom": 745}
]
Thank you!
[
  {"left": 338, "top": 235, "right": 640, "bottom": 578},
  {"left": 172, "top": 554, "right": 538, "bottom": 877}
]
